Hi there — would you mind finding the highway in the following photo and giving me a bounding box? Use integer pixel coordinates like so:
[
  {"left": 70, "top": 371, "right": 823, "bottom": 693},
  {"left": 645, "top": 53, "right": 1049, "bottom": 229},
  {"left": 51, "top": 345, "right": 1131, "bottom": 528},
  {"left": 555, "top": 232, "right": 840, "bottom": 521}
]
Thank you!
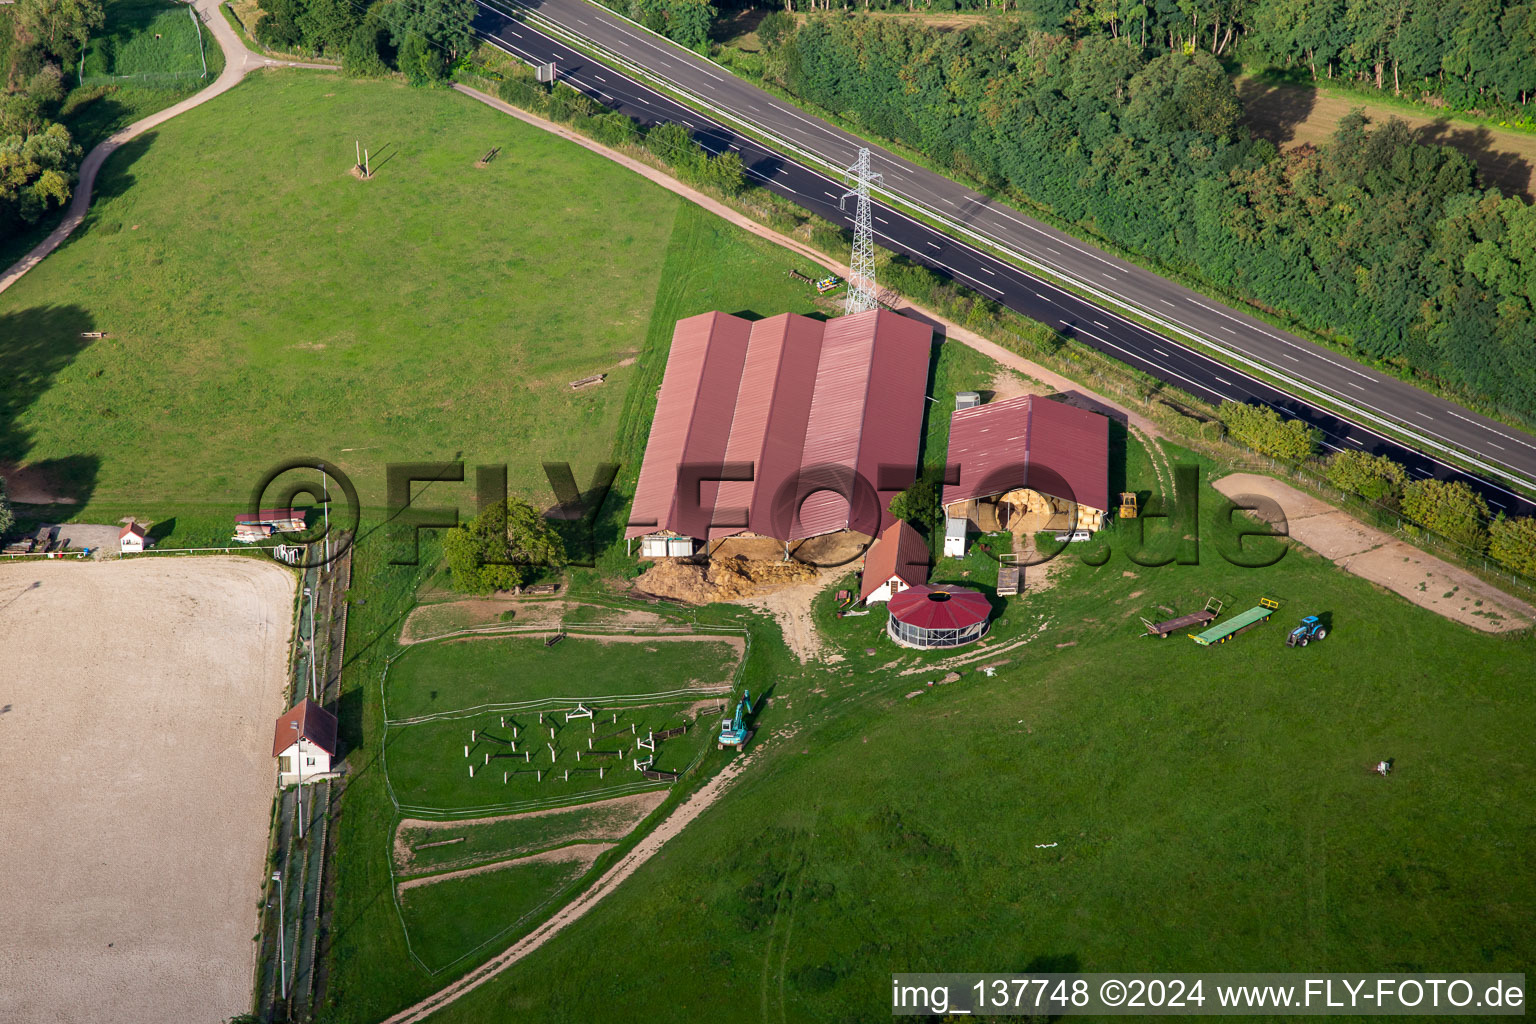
[{"left": 470, "top": 0, "right": 1536, "bottom": 520}]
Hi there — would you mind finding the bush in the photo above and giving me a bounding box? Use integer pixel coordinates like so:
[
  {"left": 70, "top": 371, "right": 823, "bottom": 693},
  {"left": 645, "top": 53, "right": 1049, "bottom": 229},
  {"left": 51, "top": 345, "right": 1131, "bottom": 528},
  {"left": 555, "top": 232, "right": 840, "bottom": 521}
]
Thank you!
[
  {"left": 1324, "top": 449, "right": 1408, "bottom": 503},
  {"left": 1488, "top": 516, "right": 1536, "bottom": 577},
  {"left": 1400, "top": 478, "right": 1490, "bottom": 554},
  {"left": 888, "top": 477, "right": 941, "bottom": 531},
  {"left": 1218, "top": 402, "right": 1320, "bottom": 463},
  {"left": 442, "top": 497, "right": 567, "bottom": 594}
]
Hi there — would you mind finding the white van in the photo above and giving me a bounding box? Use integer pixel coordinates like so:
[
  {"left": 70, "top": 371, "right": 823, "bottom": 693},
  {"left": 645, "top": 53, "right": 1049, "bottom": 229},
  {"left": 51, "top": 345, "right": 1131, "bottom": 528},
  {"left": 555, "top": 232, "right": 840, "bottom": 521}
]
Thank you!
[{"left": 1055, "top": 530, "right": 1094, "bottom": 543}]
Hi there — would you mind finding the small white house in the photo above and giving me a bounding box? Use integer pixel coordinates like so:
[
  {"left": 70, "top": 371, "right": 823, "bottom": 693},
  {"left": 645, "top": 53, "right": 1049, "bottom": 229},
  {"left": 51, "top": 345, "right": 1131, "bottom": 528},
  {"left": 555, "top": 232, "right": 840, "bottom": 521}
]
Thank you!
[
  {"left": 860, "top": 519, "right": 931, "bottom": 604},
  {"left": 273, "top": 698, "right": 338, "bottom": 785},
  {"left": 119, "top": 522, "right": 147, "bottom": 553}
]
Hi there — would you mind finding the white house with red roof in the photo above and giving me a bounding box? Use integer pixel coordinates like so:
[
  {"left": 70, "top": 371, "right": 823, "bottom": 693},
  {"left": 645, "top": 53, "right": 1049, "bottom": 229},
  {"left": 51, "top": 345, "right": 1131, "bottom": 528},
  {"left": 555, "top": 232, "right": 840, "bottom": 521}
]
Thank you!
[
  {"left": 118, "top": 522, "right": 147, "bottom": 553},
  {"left": 273, "top": 698, "right": 338, "bottom": 785},
  {"left": 860, "top": 519, "right": 931, "bottom": 604}
]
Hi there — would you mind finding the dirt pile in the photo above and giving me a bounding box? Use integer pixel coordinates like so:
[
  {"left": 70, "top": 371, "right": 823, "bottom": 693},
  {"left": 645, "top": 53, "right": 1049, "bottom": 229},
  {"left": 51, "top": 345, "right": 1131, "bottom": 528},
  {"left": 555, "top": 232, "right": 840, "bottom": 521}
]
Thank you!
[{"left": 635, "top": 556, "right": 818, "bottom": 604}]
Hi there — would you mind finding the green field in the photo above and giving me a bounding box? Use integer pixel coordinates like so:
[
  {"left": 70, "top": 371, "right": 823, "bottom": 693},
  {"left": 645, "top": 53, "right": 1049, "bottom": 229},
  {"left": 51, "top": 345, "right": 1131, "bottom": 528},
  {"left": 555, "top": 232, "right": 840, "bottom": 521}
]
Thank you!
[
  {"left": 385, "top": 633, "right": 742, "bottom": 721},
  {"left": 79, "top": 0, "right": 207, "bottom": 83},
  {"left": 397, "top": 855, "right": 589, "bottom": 972},
  {"left": 397, "top": 795, "right": 664, "bottom": 876},
  {"left": 0, "top": 72, "right": 824, "bottom": 530}
]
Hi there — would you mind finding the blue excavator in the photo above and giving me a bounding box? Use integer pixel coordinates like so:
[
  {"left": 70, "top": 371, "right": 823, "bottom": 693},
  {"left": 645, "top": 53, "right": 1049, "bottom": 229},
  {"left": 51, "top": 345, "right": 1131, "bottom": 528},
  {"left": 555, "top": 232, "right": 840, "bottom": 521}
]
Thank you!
[{"left": 717, "top": 690, "right": 752, "bottom": 752}]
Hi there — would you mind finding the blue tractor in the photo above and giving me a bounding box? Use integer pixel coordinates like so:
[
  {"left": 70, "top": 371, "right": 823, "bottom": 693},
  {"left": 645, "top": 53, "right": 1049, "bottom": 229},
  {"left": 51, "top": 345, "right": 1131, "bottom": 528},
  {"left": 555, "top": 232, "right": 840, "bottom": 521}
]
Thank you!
[
  {"left": 718, "top": 690, "right": 752, "bottom": 752},
  {"left": 1286, "top": 615, "right": 1328, "bottom": 647}
]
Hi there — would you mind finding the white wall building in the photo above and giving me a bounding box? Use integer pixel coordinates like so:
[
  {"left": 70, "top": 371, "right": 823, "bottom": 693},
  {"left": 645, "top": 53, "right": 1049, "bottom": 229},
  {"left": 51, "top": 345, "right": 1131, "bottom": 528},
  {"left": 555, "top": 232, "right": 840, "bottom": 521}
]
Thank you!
[{"left": 273, "top": 698, "right": 338, "bottom": 786}]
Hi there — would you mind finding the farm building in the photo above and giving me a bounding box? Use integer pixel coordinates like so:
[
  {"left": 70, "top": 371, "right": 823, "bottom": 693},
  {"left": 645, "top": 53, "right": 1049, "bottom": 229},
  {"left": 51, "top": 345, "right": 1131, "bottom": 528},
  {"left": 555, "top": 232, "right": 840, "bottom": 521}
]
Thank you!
[
  {"left": 273, "top": 698, "right": 337, "bottom": 785},
  {"left": 886, "top": 584, "right": 992, "bottom": 648},
  {"left": 627, "top": 309, "right": 933, "bottom": 557},
  {"left": 860, "top": 519, "right": 930, "bottom": 603},
  {"left": 942, "top": 395, "right": 1110, "bottom": 547},
  {"left": 119, "top": 522, "right": 147, "bottom": 553},
  {"left": 234, "top": 508, "right": 307, "bottom": 543}
]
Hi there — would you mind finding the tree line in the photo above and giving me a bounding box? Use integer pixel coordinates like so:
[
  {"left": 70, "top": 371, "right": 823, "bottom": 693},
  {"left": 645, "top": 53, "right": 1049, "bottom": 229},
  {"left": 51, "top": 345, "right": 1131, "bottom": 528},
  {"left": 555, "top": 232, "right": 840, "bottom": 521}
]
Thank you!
[
  {"left": 0, "top": 0, "right": 99, "bottom": 233},
  {"left": 750, "top": 0, "right": 1536, "bottom": 115},
  {"left": 1217, "top": 400, "right": 1533, "bottom": 575},
  {"left": 251, "top": 0, "right": 476, "bottom": 82},
  {"left": 755, "top": 16, "right": 1536, "bottom": 424}
]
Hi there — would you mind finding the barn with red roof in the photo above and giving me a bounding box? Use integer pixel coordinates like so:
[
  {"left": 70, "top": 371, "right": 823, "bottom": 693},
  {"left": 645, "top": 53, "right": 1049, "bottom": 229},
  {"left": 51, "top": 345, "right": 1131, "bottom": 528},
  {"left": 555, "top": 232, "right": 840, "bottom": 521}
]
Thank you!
[
  {"left": 627, "top": 309, "right": 933, "bottom": 556},
  {"left": 941, "top": 394, "right": 1110, "bottom": 542}
]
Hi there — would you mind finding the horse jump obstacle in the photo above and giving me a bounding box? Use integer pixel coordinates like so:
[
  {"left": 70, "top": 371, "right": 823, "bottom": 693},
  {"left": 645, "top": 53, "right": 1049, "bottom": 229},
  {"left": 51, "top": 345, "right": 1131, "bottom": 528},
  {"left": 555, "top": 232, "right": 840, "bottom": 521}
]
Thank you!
[{"left": 565, "top": 703, "right": 593, "bottom": 722}]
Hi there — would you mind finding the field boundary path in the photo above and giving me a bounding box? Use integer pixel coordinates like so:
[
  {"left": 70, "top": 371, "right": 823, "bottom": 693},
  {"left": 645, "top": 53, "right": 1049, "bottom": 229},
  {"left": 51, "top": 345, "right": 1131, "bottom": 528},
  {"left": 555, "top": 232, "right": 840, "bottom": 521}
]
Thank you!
[
  {"left": 380, "top": 749, "right": 760, "bottom": 1024},
  {"left": 0, "top": 0, "right": 334, "bottom": 298}
]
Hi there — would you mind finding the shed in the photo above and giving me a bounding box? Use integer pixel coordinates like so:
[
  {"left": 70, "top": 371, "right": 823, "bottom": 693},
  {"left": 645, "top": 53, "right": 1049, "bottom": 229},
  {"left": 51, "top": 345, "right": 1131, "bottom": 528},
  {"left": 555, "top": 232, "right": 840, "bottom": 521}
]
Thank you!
[
  {"left": 886, "top": 584, "right": 992, "bottom": 649},
  {"left": 943, "top": 516, "right": 968, "bottom": 558}
]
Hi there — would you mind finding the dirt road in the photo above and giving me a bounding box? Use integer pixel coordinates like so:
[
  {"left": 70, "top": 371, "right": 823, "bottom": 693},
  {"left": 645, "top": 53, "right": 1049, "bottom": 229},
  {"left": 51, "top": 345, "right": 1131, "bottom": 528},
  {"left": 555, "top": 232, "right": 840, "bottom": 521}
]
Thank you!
[{"left": 0, "top": 557, "right": 296, "bottom": 1024}]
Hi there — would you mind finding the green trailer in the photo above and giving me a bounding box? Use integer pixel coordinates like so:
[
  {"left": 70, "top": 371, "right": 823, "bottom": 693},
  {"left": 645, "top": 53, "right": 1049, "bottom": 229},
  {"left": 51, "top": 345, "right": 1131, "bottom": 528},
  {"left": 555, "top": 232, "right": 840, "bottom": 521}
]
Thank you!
[{"left": 1190, "top": 597, "right": 1279, "bottom": 646}]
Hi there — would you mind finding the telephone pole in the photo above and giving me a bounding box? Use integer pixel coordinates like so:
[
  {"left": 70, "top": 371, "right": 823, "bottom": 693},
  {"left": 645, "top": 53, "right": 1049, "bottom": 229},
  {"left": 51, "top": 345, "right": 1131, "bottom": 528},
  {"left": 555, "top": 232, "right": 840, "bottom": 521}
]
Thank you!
[{"left": 839, "top": 147, "right": 882, "bottom": 315}]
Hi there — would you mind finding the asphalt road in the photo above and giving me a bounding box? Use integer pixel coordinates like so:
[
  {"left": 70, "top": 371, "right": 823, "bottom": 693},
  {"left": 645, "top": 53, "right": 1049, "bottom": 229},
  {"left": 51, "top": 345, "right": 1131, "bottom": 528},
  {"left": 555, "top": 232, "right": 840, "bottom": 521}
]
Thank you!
[{"left": 470, "top": 1, "right": 1536, "bottom": 520}]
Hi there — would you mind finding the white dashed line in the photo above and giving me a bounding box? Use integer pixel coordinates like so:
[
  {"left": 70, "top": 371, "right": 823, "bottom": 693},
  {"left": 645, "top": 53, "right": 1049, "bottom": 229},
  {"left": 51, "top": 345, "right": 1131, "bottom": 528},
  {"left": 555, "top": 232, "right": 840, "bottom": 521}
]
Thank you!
[
  {"left": 1414, "top": 411, "right": 1434, "bottom": 420},
  {"left": 1154, "top": 349, "right": 1171, "bottom": 357},
  {"left": 1346, "top": 436, "right": 1364, "bottom": 445},
  {"left": 1213, "top": 377, "right": 1232, "bottom": 386},
  {"left": 980, "top": 267, "right": 995, "bottom": 275}
]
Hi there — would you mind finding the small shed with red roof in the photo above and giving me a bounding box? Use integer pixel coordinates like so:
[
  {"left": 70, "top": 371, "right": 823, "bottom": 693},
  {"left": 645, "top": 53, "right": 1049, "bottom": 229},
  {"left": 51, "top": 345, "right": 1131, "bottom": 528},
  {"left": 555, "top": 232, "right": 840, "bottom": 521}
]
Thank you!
[
  {"left": 273, "top": 698, "right": 338, "bottom": 784},
  {"left": 860, "top": 519, "right": 931, "bottom": 603}
]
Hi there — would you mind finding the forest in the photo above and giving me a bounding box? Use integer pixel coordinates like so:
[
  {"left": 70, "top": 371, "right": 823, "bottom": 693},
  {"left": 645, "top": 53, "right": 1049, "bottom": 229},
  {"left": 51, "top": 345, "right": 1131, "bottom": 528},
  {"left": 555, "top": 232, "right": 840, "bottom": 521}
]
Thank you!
[
  {"left": 754, "top": 16, "right": 1536, "bottom": 423},
  {"left": 752, "top": 0, "right": 1536, "bottom": 115},
  {"left": 0, "top": 0, "right": 96, "bottom": 232}
]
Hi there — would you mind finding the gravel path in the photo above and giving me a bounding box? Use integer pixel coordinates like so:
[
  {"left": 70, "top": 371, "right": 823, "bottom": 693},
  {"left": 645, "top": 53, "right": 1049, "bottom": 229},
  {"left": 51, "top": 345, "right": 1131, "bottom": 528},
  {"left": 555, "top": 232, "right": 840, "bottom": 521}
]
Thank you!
[{"left": 0, "top": 0, "right": 335, "bottom": 297}]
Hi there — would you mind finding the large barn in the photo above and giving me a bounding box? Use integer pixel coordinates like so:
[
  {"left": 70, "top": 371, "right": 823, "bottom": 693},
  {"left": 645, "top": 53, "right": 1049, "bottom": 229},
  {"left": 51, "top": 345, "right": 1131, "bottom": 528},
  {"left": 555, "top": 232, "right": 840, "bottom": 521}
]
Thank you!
[
  {"left": 942, "top": 394, "right": 1110, "bottom": 541},
  {"left": 627, "top": 309, "right": 933, "bottom": 557}
]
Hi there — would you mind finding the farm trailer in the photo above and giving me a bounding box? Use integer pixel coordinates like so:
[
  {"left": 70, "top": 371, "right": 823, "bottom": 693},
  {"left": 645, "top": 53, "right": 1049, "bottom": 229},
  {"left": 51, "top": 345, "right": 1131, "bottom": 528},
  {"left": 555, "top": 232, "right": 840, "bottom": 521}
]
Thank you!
[
  {"left": 1141, "top": 597, "right": 1222, "bottom": 639},
  {"left": 1190, "top": 598, "right": 1279, "bottom": 646}
]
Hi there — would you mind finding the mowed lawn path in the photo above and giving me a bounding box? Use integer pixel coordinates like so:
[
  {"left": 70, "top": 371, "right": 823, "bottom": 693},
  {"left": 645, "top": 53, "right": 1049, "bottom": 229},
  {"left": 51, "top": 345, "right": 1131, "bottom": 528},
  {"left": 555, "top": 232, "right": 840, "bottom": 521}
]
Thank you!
[{"left": 0, "top": 73, "right": 680, "bottom": 510}]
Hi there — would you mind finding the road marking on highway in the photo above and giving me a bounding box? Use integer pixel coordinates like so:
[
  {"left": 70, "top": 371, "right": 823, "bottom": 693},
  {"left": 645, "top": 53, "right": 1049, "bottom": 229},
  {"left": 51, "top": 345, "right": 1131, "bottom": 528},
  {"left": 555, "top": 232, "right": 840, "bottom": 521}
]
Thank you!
[
  {"left": 1214, "top": 377, "right": 1232, "bottom": 386},
  {"left": 1154, "top": 349, "right": 1171, "bottom": 357},
  {"left": 1488, "top": 442, "right": 1507, "bottom": 450},
  {"left": 875, "top": 215, "right": 888, "bottom": 224},
  {"left": 823, "top": 191, "right": 836, "bottom": 198},
  {"left": 1346, "top": 436, "right": 1363, "bottom": 445},
  {"left": 1282, "top": 353, "right": 1300, "bottom": 361},
  {"left": 1100, "top": 272, "right": 1116, "bottom": 281},
  {"left": 925, "top": 241, "right": 941, "bottom": 249},
  {"left": 1092, "top": 320, "right": 1107, "bottom": 328},
  {"left": 1347, "top": 381, "right": 1365, "bottom": 389},
  {"left": 1034, "top": 292, "right": 1050, "bottom": 301},
  {"left": 980, "top": 266, "right": 995, "bottom": 275},
  {"left": 1414, "top": 411, "right": 1434, "bottom": 419},
  {"left": 1159, "top": 298, "right": 1176, "bottom": 307},
  {"left": 593, "top": 73, "right": 606, "bottom": 81}
]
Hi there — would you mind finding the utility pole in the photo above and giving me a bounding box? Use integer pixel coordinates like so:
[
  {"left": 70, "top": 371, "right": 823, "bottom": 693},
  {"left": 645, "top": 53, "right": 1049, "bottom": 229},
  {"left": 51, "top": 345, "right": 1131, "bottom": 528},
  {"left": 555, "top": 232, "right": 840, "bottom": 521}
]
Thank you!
[
  {"left": 272, "top": 871, "right": 287, "bottom": 1000},
  {"left": 291, "top": 719, "right": 304, "bottom": 841},
  {"left": 839, "top": 147, "right": 882, "bottom": 315}
]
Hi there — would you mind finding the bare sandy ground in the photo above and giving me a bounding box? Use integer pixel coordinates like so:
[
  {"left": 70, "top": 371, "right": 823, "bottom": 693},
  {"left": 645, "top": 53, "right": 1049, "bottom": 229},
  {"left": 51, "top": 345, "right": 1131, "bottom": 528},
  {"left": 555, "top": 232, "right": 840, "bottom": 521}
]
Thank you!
[
  {"left": 0, "top": 557, "right": 296, "bottom": 1024},
  {"left": 1214, "top": 474, "right": 1532, "bottom": 632}
]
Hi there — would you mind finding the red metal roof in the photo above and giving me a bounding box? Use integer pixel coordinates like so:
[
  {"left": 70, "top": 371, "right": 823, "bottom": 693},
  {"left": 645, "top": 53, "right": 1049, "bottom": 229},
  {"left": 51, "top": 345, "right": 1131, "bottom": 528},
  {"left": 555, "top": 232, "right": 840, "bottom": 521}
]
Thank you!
[
  {"left": 860, "top": 519, "right": 931, "bottom": 601},
  {"left": 941, "top": 395, "right": 1110, "bottom": 514},
  {"left": 236, "top": 509, "right": 305, "bottom": 526},
  {"left": 119, "top": 522, "right": 146, "bottom": 539},
  {"left": 628, "top": 309, "right": 933, "bottom": 542},
  {"left": 273, "top": 698, "right": 338, "bottom": 758},
  {"left": 887, "top": 584, "right": 991, "bottom": 630}
]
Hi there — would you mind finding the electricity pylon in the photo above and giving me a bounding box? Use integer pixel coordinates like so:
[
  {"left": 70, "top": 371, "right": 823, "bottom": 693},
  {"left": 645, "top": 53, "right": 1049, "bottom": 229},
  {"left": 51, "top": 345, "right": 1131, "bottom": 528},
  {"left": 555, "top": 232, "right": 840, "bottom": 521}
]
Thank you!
[{"left": 839, "top": 148, "right": 882, "bottom": 315}]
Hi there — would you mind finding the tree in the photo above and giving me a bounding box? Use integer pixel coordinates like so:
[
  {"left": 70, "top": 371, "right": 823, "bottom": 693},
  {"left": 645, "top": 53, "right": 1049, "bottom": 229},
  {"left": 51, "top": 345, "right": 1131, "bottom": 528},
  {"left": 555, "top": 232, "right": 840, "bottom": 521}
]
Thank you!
[
  {"left": 888, "top": 477, "right": 941, "bottom": 531},
  {"left": 1218, "top": 402, "right": 1321, "bottom": 462},
  {"left": 0, "top": 121, "right": 79, "bottom": 224},
  {"left": 382, "top": 0, "right": 474, "bottom": 83},
  {"left": 441, "top": 497, "right": 566, "bottom": 595},
  {"left": 0, "top": 475, "right": 13, "bottom": 539},
  {"left": 15, "top": 0, "right": 104, "bottom": 62},
  {"left": 1400, "top": 478, "right": 1490, "bottom": 552},
  {"left": 1488, "top": 515, "right": 1536, "bottom": 577},
  {"left": 703, "top": 149, "right": 745, "bottom": 195},
  {"left": 1323, "top": 449, "right": 1408, "bottom": 502}
]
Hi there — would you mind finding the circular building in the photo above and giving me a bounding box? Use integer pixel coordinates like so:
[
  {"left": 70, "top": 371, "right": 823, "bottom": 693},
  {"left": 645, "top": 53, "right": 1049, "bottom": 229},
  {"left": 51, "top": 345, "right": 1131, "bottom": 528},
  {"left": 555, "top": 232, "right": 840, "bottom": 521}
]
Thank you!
[{"left": 886, "top": 584, "right": 992, "bottom": 649}]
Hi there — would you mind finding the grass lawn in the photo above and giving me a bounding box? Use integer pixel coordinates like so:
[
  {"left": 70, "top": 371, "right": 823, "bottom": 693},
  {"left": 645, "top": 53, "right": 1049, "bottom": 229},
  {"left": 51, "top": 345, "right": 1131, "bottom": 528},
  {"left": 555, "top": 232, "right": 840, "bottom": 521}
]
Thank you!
[
  {"left": 385, "top": 634, "right": 742, "bottom": 721},
  {"left": 398, "top": 796, "right": 664, "bottom": 876},
  {"left": 79, "top": 0, "right": 208, "bottom": 82},
  {"left": 415, "top": 433, "right": 1536, "bottom": 1023},
  {"left": 397, "top": 856, "right": 590, "bottom": 972},
  {"left": 0, "top": 72, "right": 823, "bottom": 531},
  {"left": 385, "top": 700, "right": 710, "bottom": 813}
]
